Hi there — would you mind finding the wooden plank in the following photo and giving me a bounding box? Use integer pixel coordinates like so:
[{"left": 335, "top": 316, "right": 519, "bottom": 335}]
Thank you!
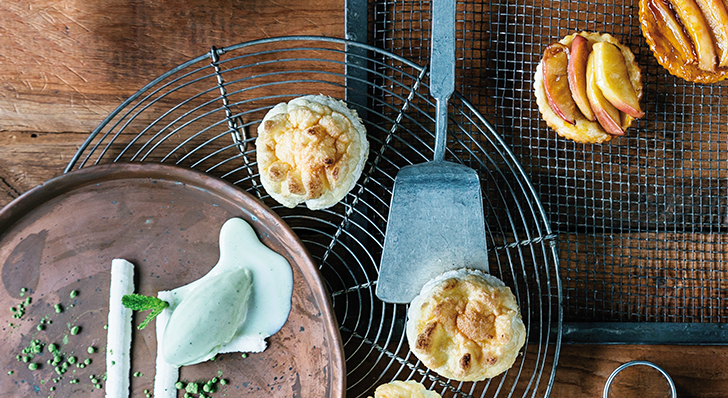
[{"left": 0, "top": 0, "right": 343, "bottom": 133}]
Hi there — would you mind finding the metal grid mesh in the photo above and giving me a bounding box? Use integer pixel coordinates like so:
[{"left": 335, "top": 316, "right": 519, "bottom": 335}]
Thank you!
[
  {"left": 369, "top": 0, "right": 728, "bottom": 325},
  {"left": 66, "top": 37, "right": 561, "bottom": 397}
]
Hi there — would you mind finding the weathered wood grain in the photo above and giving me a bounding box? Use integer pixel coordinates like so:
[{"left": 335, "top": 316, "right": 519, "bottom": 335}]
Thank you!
[{"left": 0, "top": 0, "right": 343, "bottom": 133}]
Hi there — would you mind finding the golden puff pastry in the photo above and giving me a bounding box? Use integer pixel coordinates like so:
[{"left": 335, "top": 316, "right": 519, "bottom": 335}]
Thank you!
[
  {"left": 406, "top": 269, "right": 526, "bottom": 382},
  {"left": 367, "top": 380, "right": 442, "bottom": 398},
  {"left": 255, "top": 95, "right": 369, "bottom": 210},
  {"left": 534, "top": 32, "right": 643, "bottom": 144}
]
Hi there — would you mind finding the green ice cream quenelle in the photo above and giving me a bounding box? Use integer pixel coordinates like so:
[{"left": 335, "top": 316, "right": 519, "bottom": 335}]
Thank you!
[{"left": 161, "top": 268, "right": 252, "bottom": 366}]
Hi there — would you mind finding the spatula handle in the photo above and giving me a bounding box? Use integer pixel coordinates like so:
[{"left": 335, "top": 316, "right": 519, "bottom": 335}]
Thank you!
[{"left": 430, "top": 0, "right": 455, "bottom": 162}]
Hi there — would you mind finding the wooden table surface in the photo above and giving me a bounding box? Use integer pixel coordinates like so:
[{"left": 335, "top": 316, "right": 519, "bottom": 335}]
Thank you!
[{"left": 1, "top": 1, "right": 727, "bottom": 397}]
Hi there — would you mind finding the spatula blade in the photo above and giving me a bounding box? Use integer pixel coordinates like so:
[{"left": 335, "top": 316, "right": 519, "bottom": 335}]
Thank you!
[{"left": 377, "top": 161, "right": 488, "bottom": 303}]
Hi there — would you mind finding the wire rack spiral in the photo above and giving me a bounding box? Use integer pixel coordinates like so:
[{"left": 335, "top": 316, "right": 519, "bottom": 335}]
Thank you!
[{"left": 65, "top": 36, "right": 562, "bottom": 398}]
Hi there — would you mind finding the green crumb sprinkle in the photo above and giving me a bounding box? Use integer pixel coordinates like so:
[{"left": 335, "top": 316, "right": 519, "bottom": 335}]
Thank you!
[
  {"left": 54, "top": 304, "right": 63, "bottom": 313},
  {"left": 37, "top": 324, "right": 44, "bottom": 331},
  {"left": 87, "top": 346, "right": 95, "bottom": 354},
  {"left": 144, "top": 389, "right": 149, "bottom": 394},
  {"left": 77, "top": 363, "right": 85, "bottom": 369},
  {"left": 70, "top": 379, "right": 79, "bottom": 384},
  {"left": 62, "top": 335, "right": 69, "bottom": 345},
  {"left": 28, "top": 363, "right": 39, "bottom": 370},
  {"left": 84, "top": 358, "right": 91, "bottom": 365},
  {"left": 67, "top": 356, "right": 76, "bottom": 364},
  {"left": 175, "top": 381, "right": 185, "bottom": 390},
  {"left": 95, "top": 384, "right": 102, "bottom": 389},
  {"left": 185, "top": 382, "right": 199, "bottom": 394},
  {"left": 145, "top": 394, "right": 151, "bottom": 398},
  {"left": 133, "top": 371, "right": 142, "bottom": 377},
  {"left": 48, "top": 343, "right": 58, "bottom": 353},
  {"left": 184, "top": 394, "right": 192, "bottom": 398},
  {"left": 241, "top": 353, "right": 247, "bottom": 358},
  {"left": 103, "top": 325, "right": 108, "bottom": 330},
  {"left": 70, "top": 326, "right": 80, "bottom": 335},
  {"left": 50, "top": 387, "right": 55, "bottom": 391},
  {"left": 70, "top": 290, "right": 78, "bottom": 298},
  {"left": 111, "top": 361, "right": 115, "bottom": 366},
  {"left": 21, "top": 287, "right": 27, "bottom": 292},
  {"left": 211, "top": 377, "right": 218, "bottom": 383},
  {"left": 10, "top": 307, "right": 16, "bottom": 312},
  {"left": 22, "top": 356, "right": 29, "bottom": 363},
  {"left": 24, "top": 297, "right": 32, "bottom": 305},
  {"left": 220, "top": 378, "right": 227, "bottom": 385},
  {"left": 7, "top": 371, "right": 13, "bottom": 375}
]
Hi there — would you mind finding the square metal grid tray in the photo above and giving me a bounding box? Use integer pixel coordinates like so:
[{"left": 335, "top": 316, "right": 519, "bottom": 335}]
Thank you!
[{"left": 349, "top": 0, "right": 728, "bottom": 343}]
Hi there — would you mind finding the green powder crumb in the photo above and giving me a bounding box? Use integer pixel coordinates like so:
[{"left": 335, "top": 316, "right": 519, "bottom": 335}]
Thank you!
[
  {"left": 87, "top": 346, "right": 96, "bottom": 354},
  {"left": 70, "top": 326, "right": 80, "bottom": 335},
  {"left": 54, "top": 304, "right": 63, "bottom": 313},
  {"left": 220, "top": 378, "right": 227, "bottom": 385},
  {"left": 95, "top": 384, "right": 102, "bottom": 389},
  {"left": 50, "top": 387, "right": 55, "bottom": 391},
  {"left": 70, "top": 378, "right": 79, "bottom": 384},
  {"left": 175, "top": 381, "right": 185, "bottom": 390},
  {"left": 133, "top": 371, "right": 143, "bottom": 377},
  {"left": 28, "top": 363, "right": 39, "bottom": 370},
  {"left": 84, "top": 358, "right": 91, "bottom": 365},
  {"left": 103, "top": 325, "right": 108, "bottom": 330},
  {"left": 37, "top": 324, "right": 44, "bottom": 331},
  {"left": 241, "top": 353, "right": 247, "bottom": 358},
  {"left": 7, "top": 371, "right": 13, "bottom": 375},
  {"left": 185, "top": 382, "right": 199, "bottom": 394},
  {"left": 62, "top": 335, "right": 69, "bottom": 345},
  {"left": 70, "top": 290, "right": 78, "bottom": 298}
]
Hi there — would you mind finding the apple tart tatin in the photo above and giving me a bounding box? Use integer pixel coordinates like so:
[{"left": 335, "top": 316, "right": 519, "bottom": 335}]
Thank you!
[
  {"left": 534, "top": 32, "right": 644, "bottom": 144},
  {"left": 640, "top": 0, "right": 728, "bottom": 83}
]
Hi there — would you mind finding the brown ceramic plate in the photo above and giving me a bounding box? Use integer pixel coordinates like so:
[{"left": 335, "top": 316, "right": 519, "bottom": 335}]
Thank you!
[{"left": 0, "top": 163, "right": 345, "bottom": 397}]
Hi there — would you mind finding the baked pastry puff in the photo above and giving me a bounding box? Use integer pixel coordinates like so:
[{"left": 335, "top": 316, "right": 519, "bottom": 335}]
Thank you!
[
  {"left": 406, "top": 269, "right": 526, "bottom": 382},
  {"left": 367, "top": 380, "right": 442, "bottom": 398},
  {"left": 255, "top": 95, "right": 369, "bottom": 210}
]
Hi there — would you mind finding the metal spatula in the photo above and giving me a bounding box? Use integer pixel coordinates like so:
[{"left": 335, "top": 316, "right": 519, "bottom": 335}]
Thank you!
[{"left": 376, "top": 0, "right": 488, "bottom": 304}]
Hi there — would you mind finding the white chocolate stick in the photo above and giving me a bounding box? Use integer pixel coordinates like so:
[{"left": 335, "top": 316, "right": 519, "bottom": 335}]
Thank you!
[
  {"left": 106, "top": 259, "right": 135, "bottom": 398},
  {"left": 153, "top": 290, "right": 179, "bottom": 398}
]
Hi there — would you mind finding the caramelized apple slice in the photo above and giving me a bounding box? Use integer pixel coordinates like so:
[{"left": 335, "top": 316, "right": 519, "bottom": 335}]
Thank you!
[
  {"left": 568, "top": 35, "right": 595, "bottom": 121},
  {"left": 586, "top": 52, "right": 624, "bottom": 136},
  {"left": 591, "top": 42, "right": 645, "bottom": 119},
  {"left": 542, "top": 43, "right": 577, "bottom": 125},
  {"left": 647, "top": 0, "right": 697, "bottom": 64},
  {"left": 695, "top": 0, "right": 728, "bottom": 67},
  {"left": 668, "top": 0, "right": 717, "bottom": 71}
]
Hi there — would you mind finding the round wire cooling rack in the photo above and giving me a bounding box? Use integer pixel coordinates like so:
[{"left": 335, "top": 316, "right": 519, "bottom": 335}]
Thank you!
[{"left": 65, "top": 36, "right": 562, "bottom": 398}]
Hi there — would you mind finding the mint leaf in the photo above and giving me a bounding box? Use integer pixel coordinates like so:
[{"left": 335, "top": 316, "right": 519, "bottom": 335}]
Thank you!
[{"left": 121, "top": 294, "right": 169, "bottom": 330}]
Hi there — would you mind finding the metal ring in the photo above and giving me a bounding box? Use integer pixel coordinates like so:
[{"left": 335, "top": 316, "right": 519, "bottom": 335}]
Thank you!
[{"left": 603, "top": 361, "right": 677, "bottom": 398}]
